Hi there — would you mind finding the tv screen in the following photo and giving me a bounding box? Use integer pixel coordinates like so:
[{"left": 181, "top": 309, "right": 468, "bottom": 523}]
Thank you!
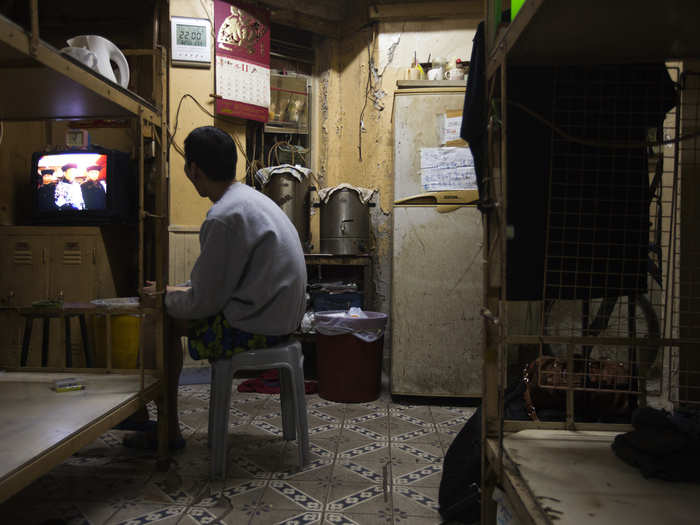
[
  {"left": 31, "top": 147, "right": 136, "bottom": 225},
  {"left": 35, "top": 152, "right": 108, "bottom": 212}
]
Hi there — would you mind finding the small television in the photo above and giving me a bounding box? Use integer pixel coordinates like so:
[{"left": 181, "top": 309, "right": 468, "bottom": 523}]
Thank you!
[{"left": 31, "top": 146, "right": 136, "bottom": 225}]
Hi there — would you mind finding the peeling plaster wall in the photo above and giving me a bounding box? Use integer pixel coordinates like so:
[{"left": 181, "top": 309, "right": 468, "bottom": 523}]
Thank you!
[{"left": 316, "top": 19, "right": 478, "bottom": 364}]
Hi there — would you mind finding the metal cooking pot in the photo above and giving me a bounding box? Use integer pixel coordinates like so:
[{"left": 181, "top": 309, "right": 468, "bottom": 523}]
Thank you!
[
  {"left": 319, "top": 188, "right": 371, "bottom": 255},
  {"left": 263, "top": 173, "right": 312, "bottom": 251}
]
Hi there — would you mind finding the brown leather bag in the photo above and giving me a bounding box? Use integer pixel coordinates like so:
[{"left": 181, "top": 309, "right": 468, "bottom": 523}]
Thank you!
[{"left": 523, "top": 356, "right": 632, "bottom": 421}]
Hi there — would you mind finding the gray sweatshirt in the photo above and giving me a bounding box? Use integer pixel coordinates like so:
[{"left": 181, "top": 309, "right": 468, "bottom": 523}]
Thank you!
[{"left": 165, "top": 182, "right": 307, "bottom": 335}]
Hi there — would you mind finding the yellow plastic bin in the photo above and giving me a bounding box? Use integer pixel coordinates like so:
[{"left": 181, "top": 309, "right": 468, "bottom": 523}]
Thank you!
[
  {"left": 95, "top": 315, "right": 141, "bottom": 368},
  {"left": 92, "top": 297, "right": 141, "bottom": 368}
]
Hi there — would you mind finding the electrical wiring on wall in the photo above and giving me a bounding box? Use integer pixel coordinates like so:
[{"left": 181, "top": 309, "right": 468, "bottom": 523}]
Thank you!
[{"left": 168, "top": 93, "right": 256, "bottom": 182}]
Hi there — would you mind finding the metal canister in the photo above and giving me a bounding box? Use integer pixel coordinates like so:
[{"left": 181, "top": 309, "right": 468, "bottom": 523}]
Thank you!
[
  {"left": 263, "top": 173, "right": 311, "bottom": 251},
  {"left": 320, "top": 188, "right": 370, "bottom": 254}
]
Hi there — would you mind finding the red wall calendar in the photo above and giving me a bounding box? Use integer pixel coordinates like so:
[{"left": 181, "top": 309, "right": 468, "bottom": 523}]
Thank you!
[{"left": 214, "top": 0, "right": 270, "bottom": 122}]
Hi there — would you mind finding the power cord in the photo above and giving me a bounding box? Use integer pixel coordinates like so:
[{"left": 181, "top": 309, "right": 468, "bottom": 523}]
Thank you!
[
  {"left": 503, "top": 99, "right": 699, "bottom": 150},
  {"left": 358, "top": 24, "right": 398, "bottom": 161},
  {"left": 168, "top": 93, "right": 255, "bottom": 179}
]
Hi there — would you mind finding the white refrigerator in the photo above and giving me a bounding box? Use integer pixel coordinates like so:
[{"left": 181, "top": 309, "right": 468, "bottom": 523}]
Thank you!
[{"left": 391, "top": 87, "right": 483, "bottom": 397}]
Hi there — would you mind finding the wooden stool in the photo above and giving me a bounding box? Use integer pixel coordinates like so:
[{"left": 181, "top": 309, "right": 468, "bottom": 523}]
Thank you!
[{"left": 20, "top": 307, "right": 93, "bottom": 368}]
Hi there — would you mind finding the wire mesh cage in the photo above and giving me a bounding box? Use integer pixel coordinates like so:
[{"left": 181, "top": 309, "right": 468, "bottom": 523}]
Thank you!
[
  {"left": 494, "top": 63, "right": 700, "bottom": 409},
  {"left": 534, "top": 64, "right": 676, "bottom": 406},
  {"left": 534, "top": 65, "right": 700, "bottom": 408},
  {"left": 541, "top": 64, "right": 677, "bottom": 330}
]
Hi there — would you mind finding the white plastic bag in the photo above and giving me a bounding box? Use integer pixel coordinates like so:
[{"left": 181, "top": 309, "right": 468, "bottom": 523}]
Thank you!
[{"left": 313, "top": 309, "right": 387, "bottom": 343}]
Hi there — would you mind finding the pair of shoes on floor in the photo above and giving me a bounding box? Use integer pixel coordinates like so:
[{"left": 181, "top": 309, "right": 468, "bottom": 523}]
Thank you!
[
  {"left": 120, "top": 420, "right": 186, "bottom": 451},
  {"left": 113, "top": 417, "right": 153, "bottom": 432}
]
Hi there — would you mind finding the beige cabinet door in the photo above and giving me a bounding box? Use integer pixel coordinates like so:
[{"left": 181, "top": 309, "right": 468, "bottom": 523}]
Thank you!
[
  {"left": 49, "top": 235, "right": 97, "bottom": 303},
  {"left": 0, "top": 234, "right": 50, "bottom": 306},
  {"left": 0, "top": 229, "right": 104, "bottom": 367},
  {"left": 0, "top": 233, "right": 51, "bottom": 366},
  {"left": 50, "top": 235, "right": 98, "bottom": 367}
]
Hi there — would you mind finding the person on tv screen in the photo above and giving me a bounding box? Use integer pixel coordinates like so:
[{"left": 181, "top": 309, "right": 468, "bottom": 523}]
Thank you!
[
  {"left": 55, "top": 163, "right": 85, "bottom": 210},
  {"left": 81, "top": 165, "right": 107, "bottom": 210},
  {"left": 37, "top": 169, "right": 58, "bottom": 211}
]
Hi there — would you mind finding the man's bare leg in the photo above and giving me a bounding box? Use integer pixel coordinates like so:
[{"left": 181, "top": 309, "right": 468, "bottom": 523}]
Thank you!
[
  {"left": 166, "top": 317, "right": 188, "bottom": 441},
  {"left": 122, "top": 316, "right": 188, "bottom": 449}
]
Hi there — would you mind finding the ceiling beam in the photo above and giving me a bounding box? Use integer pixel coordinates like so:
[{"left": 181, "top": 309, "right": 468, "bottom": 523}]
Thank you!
[
  {"left": 256, "top": 0, "right": 345, "bottom": 22},
  {"left": 269, "top": 8, "right": 340, "bottom": 38},
  {"left": 368, "top": 1, "right": 484, "bottom": 21}
]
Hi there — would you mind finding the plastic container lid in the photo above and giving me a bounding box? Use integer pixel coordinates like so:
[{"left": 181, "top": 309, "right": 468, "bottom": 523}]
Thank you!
[
  {"left": 314, "top": 310, "right": 388, "bottom": 332},
  {"left": 90, "top": 297, "right": 139, "bottom": 308}
]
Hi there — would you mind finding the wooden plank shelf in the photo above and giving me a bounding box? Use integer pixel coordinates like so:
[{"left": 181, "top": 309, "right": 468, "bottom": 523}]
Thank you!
[
  {"left": 0, "top": 372, "right": 160, "bottom": 502},
  {"left": 487, "top": 0, "right": 700, "bottom": 78},
  {"left": 0, "top": 13, "right": 161, "bottom": 123},
  {"left": 304, "top": 253, "right": 371, "bottom": 266},
  {"left": 487, "top": 430, "right": 700, "bottom": 525},
  {"left": 0, "top": 0, "right": 169, "bottom": 504}
]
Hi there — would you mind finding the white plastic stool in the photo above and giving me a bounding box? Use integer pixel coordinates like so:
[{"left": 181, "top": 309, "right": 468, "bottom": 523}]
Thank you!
[{"left": 208, "top": 339, "right": 310, "bottom": 479}]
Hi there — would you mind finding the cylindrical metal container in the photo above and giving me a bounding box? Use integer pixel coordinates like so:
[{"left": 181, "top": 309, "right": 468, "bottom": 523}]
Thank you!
[
  {"left": 320, "top": 188, "right": 370, "bottom": 254},
  {"left": 263, "top": 173, "right": 311, "bottom": 250}
]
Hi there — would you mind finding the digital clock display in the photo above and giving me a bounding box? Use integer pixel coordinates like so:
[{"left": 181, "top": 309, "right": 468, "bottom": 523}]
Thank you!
[
  {"left": 171, "top": 16, "right": 210, "bottom": 67},
  {"left": 177, "top": 24, "right": 206, "bottom": 47}
]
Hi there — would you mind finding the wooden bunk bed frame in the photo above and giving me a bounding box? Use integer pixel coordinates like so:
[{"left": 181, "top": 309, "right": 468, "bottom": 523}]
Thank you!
[
  {"left": 0, "top": 1, "right": 170, "bottom": 503},
  {"left": 482, "top": 1, "right": 700, "bottom": 523}
]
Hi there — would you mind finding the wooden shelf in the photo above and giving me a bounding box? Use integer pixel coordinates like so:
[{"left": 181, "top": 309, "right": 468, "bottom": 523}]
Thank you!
[
  {"left": 482, "top": 1, "right": 700, "bottom": 523},
  {"left": 487, "top": 0, "right": 700, "bottom": 78},
  {"left": 304, "top": 254, "right": 374, "bottom": 311},
  {"left": 396, "top": 80, "right": 467, "bottom": 89},
  {"left": 304, "top": 254, "right": 371, "bottom": 266},
  {"left": 0, "top": 372, "right": 159, "bottom": 502},
  {"left": 0, "top": 13, "right": 160, "bottom": 123},
  {"left": 487, "top": 430, "right": 700, "bottom": 525},
  {"left": 10, "top": 304, "right": 158, "bottom": 317},
  {"left": 0, "top": 2, "right": 169, "bottom": 504}
]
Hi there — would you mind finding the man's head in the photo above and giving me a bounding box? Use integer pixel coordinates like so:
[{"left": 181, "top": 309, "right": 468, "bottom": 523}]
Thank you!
[
  {"left": 41, "top": 169, "right": 57, "bottom": 185},
  {"left": 62, "top": 163, "right": 78, "bottom": 182},
  {"left": 183, "top": 126, "right": 237, "bottom": 200},
  {"left": 86, "top": 165, "right": 102, "bottom": 182}
]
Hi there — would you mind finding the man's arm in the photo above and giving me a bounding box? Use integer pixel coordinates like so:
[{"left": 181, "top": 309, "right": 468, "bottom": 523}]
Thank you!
[
  {"left": 165, "top": 218, "right": 245, "bottom": 320},
  {"left": 167, "top": 285, "right": 191, "bottom": 293}
]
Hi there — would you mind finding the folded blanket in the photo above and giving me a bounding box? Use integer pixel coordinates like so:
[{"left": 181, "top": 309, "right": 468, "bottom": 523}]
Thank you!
[{"left": 612, "top": 407, "right": 700, "bottom": 482}]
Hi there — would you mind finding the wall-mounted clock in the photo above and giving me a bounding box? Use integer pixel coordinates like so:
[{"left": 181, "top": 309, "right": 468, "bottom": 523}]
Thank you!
[
  {"left": 171, "top": 16, "right": 212, "bottom": 68},
  {"left": 65, "top": 129, "right": 89, "bottom": 148}
]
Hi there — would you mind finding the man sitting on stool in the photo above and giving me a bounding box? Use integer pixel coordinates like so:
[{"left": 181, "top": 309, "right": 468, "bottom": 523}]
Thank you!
[{"left": 122, "top": 126, "right": 307, "bottom": 450}]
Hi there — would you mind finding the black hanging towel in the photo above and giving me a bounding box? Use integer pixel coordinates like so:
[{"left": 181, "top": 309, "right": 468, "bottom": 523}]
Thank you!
[
  {"left": 460, "top": 21, "right": 487, "bottom": 210},
  {"left": 504, "top": 63, "right": 676, "bottom": 300}
]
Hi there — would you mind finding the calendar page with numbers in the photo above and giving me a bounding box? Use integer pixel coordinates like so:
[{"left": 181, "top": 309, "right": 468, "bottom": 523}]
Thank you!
[{"left": 214, "top": 0, "right": 270, "bottom": 122}]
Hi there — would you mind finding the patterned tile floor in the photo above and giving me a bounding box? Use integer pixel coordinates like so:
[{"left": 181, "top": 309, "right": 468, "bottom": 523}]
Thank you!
[{"left": 0, "top": 376, "right": 476, "bottom": 525}]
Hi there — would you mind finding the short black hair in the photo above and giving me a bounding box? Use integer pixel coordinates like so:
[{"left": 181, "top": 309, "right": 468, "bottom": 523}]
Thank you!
[{"left": 183, "top": 126, "right": 237, "bottom": 182}]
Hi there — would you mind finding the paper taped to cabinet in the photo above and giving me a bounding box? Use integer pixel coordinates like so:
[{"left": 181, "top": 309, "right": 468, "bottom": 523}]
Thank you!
[
  {"left": 438, "top": 110, "right": 465, "bottom": 146},
  {"left": 420, "top": 147, "right": 476, "bottom": 192}
]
